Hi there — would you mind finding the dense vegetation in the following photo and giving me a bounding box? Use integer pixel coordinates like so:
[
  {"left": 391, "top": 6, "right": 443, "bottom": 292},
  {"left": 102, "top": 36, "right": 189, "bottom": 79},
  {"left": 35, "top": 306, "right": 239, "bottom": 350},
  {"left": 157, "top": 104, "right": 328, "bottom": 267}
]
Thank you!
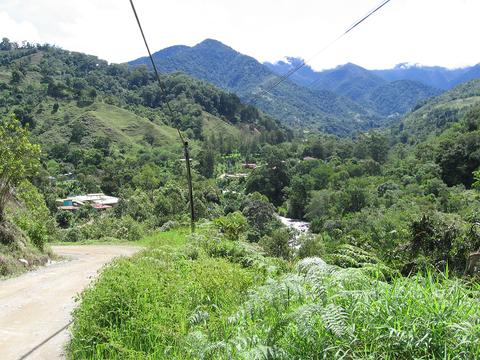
[
  {"left": 0, "top": 38, "right": 288, "bottom": 274},
  {"left": 130, "top": 39, "right": 381, "bottom": 135},
  {"left": 69, "top": 226, "right": 480, "bottom": 359},
  {"left": 265, "top": 60, "right": 442, "bottom": 117},
  {"left": 2, "top": 37, "right": 480, "bottom": 358}
]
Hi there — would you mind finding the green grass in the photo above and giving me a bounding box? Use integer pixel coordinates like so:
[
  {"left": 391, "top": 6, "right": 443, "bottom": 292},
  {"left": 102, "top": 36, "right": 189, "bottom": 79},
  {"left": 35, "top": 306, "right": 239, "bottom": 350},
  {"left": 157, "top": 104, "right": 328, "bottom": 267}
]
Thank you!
[
  {"left": 68, "top": 227, "right": 480, "bottom": 359},
  {"left": 68, "top": 227, "right": 266, "bottom": 359},
  {"left": 202, "top": 112, "right": 242, "bottom": 138},
  {"left": 91, "top": 103, "right": 178, "bottom": 145},
  {"left": 30, "top": 100, "right": 180, "bottom": 151}
]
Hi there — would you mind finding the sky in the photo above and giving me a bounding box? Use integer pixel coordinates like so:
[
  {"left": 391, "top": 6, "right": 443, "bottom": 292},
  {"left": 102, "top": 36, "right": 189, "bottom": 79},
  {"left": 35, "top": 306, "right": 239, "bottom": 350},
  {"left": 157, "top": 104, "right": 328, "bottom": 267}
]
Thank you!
[{"left": 0, "top": 0, "right": 479, "bottom": 71}]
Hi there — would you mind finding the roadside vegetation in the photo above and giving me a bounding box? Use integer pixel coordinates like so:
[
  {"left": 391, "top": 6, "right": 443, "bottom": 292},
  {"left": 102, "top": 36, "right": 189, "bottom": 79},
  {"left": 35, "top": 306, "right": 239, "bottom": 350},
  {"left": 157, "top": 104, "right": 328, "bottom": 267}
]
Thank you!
[
  {"left": 2, "top": 39, "right": 480, "bottom": 357},
  {"left": 68, "top": 224, "right": 480, "bottom": 359}
]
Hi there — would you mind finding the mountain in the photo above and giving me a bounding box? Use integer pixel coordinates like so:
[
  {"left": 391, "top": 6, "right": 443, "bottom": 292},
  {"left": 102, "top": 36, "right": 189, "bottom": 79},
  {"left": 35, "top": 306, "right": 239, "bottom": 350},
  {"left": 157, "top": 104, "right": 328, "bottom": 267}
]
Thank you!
[
  {"left": 308, "top": 62, "right": 387, "bottom": 102},
  {"left": 364, "top": 79, "right": 442, "bottom": 116},
  {"left": 129, "top": 39, "right": 380, "bottom": 135},
  {"left": 371, "top": 63, "right": 480, "bottom": 90},
  {"left": 0, "top": 43, "right": 291, "bottom": 173},
  {"left": 265, "top": 58, "right": 442, "bottom": 117},
  {"left": 394, "top": 78, "right": 480, "bottom": 142},
  {"left": 452, "top": 64, "right": 480, "bottom": 88},
  {"left": 263, "top": 57, "right": 321, "bottom": 87}
]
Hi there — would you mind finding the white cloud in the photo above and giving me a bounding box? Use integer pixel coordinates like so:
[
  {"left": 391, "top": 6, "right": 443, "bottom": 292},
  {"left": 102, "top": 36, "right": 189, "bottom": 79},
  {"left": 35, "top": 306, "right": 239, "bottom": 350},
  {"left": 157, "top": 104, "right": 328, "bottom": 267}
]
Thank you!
[
  {"left": 0, "top": 0, "right": 479, "bottom": 69},
  {"left": 0, "top": 11, "right": 42, "bottom": 44}
]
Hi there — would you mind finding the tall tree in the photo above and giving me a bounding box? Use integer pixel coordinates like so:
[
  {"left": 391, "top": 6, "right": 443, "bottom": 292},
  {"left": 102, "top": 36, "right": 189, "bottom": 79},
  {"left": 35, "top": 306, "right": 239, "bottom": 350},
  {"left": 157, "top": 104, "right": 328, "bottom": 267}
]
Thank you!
[{"left": 0, "top": 115, "right": 40, "bottom": 221}]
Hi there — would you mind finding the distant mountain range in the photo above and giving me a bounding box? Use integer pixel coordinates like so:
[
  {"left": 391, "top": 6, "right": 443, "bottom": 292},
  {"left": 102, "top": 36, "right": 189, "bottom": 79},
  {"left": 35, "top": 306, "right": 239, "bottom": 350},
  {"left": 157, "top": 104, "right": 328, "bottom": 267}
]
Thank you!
[
  {"left": 265, "top": 59, "right": 480, "bottom": 91},
  {"left": 130, "top": 39, "right": 379, "bottom": 135},
  {"left": 130, "top": 39, "right": 479, "bottom": 135}
]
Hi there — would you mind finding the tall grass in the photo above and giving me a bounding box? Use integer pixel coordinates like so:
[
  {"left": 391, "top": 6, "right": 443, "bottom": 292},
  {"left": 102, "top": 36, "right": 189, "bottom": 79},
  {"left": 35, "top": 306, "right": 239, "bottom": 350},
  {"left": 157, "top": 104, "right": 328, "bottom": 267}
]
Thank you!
[
  {"left": 68, "top": 230, "right": 265, "bottom": 359},
  {"left": 191, "top": 258, "right": 480, "bottom": 359},
  {"left": 69, "top": 230, "right": 480, "bottom": 359}
]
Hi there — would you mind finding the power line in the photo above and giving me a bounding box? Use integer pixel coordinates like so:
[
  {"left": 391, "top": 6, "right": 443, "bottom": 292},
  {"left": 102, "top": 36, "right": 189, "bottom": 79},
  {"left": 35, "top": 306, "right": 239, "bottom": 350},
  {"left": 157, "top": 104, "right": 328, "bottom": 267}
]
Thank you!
[
  {"left": 252, "top": 0, "right": 393, "bottom": 101},
  {"left": 129, "top": 0, "right": 195, "bottom": 233}
]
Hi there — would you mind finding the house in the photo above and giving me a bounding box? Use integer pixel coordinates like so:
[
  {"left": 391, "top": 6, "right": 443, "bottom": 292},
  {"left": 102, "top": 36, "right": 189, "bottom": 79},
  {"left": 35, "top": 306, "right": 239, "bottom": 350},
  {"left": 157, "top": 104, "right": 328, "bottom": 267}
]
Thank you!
[
  {"left": 57, "top": 193, "right": 120, "bottom": 211},
  {"left": 218, "top": 173, "right": 248, "bottom": 180},
  {"left": 243, "top": 163, "right": 257, "bottom": 170}
]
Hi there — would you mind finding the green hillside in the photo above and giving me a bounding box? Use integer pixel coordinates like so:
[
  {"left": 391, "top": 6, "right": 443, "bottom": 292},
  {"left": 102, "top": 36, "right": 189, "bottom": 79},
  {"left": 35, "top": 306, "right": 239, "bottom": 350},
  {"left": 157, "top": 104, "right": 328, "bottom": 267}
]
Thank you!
[
  {"left": 0, "top": 42, "right": 290, "bottom": 156},
  {"left": 267, "top": 60, "right": 442, "bottom": 118},
  {"left": 396, "top": 79, "right": 480, "bottom": 142},
  {"left": 130, "top": 39, "right": 381, "bottom": 135},
  {"left": 3, "top": 39, "right": 480, "bottom": 359}
]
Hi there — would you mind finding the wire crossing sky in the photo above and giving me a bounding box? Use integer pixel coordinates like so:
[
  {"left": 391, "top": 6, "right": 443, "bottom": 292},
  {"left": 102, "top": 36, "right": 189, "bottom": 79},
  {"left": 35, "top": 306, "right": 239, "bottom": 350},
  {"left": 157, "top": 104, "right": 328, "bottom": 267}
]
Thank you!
[
  {"left": 0, "top": 0, "right": 479, "bottom": 70},
  {"left": 253, "top": 0, "right": 393, "bottom": 101}
]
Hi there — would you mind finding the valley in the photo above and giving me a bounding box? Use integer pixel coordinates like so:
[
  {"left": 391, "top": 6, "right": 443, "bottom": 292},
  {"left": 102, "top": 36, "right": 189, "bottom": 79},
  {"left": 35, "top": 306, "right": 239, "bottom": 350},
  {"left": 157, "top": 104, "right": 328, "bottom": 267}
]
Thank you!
[{"left": 1, "top": 16, "right": 480, "bottom": 358}]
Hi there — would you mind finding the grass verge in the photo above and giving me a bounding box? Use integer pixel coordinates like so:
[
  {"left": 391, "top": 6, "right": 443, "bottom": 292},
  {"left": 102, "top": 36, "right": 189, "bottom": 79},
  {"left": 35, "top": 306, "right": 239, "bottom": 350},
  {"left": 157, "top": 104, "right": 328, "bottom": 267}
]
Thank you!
[{"left": 68, "top": 227, "right": 480, "bottom": 359}]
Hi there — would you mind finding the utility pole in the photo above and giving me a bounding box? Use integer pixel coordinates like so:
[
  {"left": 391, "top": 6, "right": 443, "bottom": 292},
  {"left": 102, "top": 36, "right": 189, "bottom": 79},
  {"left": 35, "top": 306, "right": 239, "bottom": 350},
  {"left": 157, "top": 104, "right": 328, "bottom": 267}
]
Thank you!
[
  {"left": 182, "top": 138, "right": 195, "bottom": 233},
  {"left": 129, "top": 0, "right": 196, "bottom": 233}
]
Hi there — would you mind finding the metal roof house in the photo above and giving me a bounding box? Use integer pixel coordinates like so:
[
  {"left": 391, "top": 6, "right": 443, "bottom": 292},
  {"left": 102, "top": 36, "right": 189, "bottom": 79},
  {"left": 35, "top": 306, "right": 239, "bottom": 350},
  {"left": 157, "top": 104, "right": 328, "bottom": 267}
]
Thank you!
[{"left": 57, "top": 193, "right": 120, "bottom": 211}]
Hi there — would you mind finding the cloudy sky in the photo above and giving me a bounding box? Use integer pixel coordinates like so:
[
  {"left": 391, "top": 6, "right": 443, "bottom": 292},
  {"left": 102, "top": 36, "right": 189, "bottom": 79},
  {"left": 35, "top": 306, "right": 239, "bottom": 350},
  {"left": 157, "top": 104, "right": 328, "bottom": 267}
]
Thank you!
[{"left": 0, "top": 0, "right": 478, "bottom": 70}]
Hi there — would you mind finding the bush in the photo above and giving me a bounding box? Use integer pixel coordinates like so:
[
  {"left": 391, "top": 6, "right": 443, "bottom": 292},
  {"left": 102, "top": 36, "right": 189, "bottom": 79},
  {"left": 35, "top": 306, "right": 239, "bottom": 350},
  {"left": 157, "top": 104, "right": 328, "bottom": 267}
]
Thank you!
[
  {"left": 160, "top": 220, "right": 179, "bottom": 232},
  {"left": 63, "top": 213, "right": 145, "bottom": 242},
  {"left": 297, "top": 234, "right": 325, "bottom": 259},
  {"left": 189, "top": 260, "right": 480, "bottom": 359},
  {"left": 10, "top": 181, "right": 57, "bottom": 250},
  {"left": 213, "top": 211, "right": 248, "bottom": 241},
  {"left": 259, "top": 228, "right": 292, "bottom": 260}
]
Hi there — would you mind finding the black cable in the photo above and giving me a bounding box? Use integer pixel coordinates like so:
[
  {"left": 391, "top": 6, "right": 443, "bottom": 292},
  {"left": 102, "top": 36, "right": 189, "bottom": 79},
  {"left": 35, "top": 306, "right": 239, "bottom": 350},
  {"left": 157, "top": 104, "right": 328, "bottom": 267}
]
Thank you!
[
  {"left": 129, "top": 0, "right": 195, "bottom": 232},
  {"left": 252, "top": 0, "right": 393, "bottom": 101},
  {"left": 128, "top": 0, "right": 184, "bottom": 142}
]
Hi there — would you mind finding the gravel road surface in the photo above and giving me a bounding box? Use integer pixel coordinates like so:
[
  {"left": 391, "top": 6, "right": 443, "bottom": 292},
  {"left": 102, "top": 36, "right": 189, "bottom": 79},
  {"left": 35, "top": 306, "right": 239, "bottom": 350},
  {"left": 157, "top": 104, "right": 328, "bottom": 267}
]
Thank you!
[{"left": 0, "top": 245, "right": 141, "bottom": 360}]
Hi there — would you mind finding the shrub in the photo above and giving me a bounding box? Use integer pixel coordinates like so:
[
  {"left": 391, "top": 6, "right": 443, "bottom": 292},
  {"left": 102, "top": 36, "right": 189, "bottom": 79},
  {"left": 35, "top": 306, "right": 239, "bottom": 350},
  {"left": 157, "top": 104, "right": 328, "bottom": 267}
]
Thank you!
[
  {"left": 297, "top": 234, "right": 325, "bottom": 259},
  {"left": 213, "top": 211, "right": 248, "bottom": 241},
  {"left": 189, "top": 260, "right": 480, "bottom": 359},
  {"left": 259, "top": 228, "right": 292, "bottom": 260},
  {"left": 10, "top": 181, "right": 57, "bottom": 250}
]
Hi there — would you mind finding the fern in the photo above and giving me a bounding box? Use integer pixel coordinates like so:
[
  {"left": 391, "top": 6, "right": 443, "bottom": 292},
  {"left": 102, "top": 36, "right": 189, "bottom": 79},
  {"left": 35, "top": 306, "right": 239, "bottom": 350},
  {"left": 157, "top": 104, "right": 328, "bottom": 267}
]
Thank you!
[
  {"left": 321, "top": 303, "right": 348, "bottom": 337},
  {"left": 188, "top": 307, "right": 210, "bottom": 327}
]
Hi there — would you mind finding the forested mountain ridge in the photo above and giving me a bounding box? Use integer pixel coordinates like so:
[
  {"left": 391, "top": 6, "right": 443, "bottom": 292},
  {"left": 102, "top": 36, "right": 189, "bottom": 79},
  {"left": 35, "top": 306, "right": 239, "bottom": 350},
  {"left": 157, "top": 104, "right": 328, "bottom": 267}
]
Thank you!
[
  {"left": 266, "top": 59, "right": 443, "bottom": 117},
  {"left": 129, "top": 39, "right": 382, "bottom": 135},
  {"left": 0, "top": 42, "right": 290, "bottom": 149},
  {"left": 394, "top": 78, "right": 480, "bottom": 143},
  {"left": 373, "top": 63, "right": 480, "bottom": 89},
  {"left": 130, "top": 39, "right": 476, "bottom": 132},
  {"left": 267, "top": 57, "right": 480, "bottom": 90}
]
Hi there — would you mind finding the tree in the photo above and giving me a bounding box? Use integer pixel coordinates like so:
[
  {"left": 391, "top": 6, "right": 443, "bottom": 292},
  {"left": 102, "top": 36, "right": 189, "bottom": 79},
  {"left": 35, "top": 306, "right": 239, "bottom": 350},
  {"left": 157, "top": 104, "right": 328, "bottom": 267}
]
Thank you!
[
  {"left": 0, "top": 38, "right": 12, "bottom": 51},
  {"left": 259, "top": 228, "right": 292, "bottom": 260},
  {"left": 241, "top": 192, "right": 277, "bottom": 240},
  {"left": 436, "top": 133, "right": 480, "bottom": 187},
  {"left": 197, "top": 147, "right": 215, "bottom": 178},
  {"left": 213, "top": 211, "right": 248, "bottom": 241},
  {"left": 287, "top": 175, "right": 312, "bottom": 219},
  {"left": 0, "top": 115, "right": 40, "bottom": 221},
  {"left": 366, "top": 132, "right": 389, "bottom": 163},
  {"left": 10, "top": 69, "right": 24, "bottom": 85},
  {"left": 245, "top": 146, "right": 290, "bottom": 206}
]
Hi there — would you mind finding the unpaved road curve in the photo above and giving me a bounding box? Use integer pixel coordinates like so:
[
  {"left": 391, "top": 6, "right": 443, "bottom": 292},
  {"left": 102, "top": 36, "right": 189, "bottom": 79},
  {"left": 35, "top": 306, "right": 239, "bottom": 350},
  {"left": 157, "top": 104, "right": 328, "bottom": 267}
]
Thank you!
[{"left": 0, "top": 245, "right": 141, "bottom": 360}]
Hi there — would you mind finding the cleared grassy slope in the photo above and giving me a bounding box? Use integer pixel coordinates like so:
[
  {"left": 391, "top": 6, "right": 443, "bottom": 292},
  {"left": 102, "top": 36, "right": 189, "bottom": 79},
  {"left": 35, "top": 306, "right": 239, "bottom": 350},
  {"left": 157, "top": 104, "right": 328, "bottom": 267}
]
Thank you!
[
  {"left": 30, "top": 101, "right": 244, "bottom": 154},
  {"left": 398, "top": 79, "right": 480, "bottom": 141}
]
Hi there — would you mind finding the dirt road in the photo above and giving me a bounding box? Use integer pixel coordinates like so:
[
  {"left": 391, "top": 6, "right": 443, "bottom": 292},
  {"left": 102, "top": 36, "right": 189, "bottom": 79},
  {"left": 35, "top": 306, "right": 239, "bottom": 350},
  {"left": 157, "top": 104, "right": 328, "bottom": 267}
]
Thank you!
[{"left": 0, "top": 245, "right": 141, "bottom": 360}]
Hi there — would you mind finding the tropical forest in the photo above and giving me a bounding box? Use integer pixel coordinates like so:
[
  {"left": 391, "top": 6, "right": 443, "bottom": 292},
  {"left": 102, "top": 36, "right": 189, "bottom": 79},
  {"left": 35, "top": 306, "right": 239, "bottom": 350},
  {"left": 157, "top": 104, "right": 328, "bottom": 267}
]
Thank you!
[{"left": 1, "top": 1, "right": 480, "bottom": 358}]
